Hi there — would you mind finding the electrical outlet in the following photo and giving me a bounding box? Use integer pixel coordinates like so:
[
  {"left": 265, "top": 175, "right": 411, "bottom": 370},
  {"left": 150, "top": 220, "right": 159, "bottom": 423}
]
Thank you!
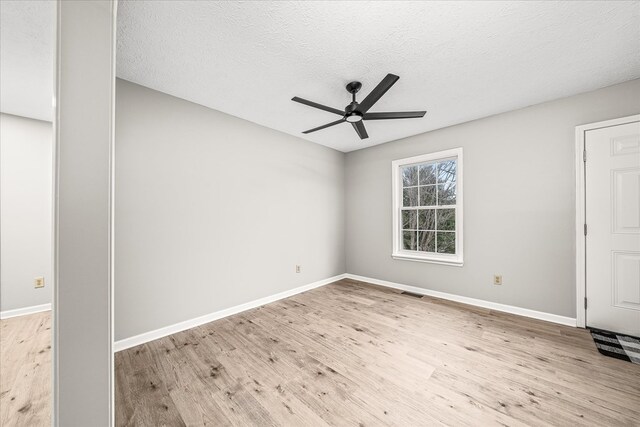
[
  {"left": 34, "top": 277, "right": 45, "bottom": 288},
  {"left": 296, "top": 265, "right": 301, "bottom": 273},
  {"left": 493, "top": 275, "right": 502, "bottom": 286}
]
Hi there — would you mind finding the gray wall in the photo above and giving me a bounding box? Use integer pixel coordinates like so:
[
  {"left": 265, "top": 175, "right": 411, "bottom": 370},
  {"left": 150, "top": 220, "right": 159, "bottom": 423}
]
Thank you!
[
  {"left": 345, "top": 79, "right": 640, "bottom": 318},
  {"left": 115, "top": 79, "right": 345, "bottom": 341},
  {"left": 0, "top": 113, "right": 52, "bottom": 313}
]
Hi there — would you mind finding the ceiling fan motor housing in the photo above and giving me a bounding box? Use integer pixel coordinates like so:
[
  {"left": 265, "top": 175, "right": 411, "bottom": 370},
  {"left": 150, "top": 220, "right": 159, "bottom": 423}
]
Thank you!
[{"left": 345, "top": 102, "right": 363, "bottom": 122}]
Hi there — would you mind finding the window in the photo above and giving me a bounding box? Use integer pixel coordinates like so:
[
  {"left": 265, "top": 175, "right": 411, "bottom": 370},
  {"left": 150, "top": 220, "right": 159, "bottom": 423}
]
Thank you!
[{"left": 391, "top": 148, "right": 463, "bottom": 266}]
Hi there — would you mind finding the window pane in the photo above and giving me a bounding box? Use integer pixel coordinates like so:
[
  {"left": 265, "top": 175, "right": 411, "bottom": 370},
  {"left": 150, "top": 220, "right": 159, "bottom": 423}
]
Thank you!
[
  {"left": 438, "top": 182, "right": 456, "bottom": 205},
  {"left": 437, "top": 232, "right": 455, "bottom": 254},
  {"left": 419, "top": 185, "right": 436, "bottom": 206},
  {"left": 402, "top": 210, "right": 417, "bottom": 229},
  {"left": 418, "top": 231, "right": 435, "bottom": 252},
  {"left": 437, "top": 160, "right": 456, "bottom": 184},
  {"left": 402, "top": 166, "right": 418, "bottom": 187},
  {"left": 419, "top": 163, "right": 436, "bottom": 185},
  {"left": 403, "top": 187, "right": 418, "bottom": 207},
  {"left": 403, "top": 231, "right": 417, "bottom": 250},
  {"left": 437, "top": 208, "right": 456, "bottom": 231},
  {"left": 418, "top": 209, "right": 435, "bottom": 230}
]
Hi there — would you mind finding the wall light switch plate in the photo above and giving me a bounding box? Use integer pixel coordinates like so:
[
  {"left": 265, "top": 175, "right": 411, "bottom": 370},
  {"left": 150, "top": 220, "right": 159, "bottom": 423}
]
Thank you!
[
  {"left": 493, "top": 275, "right": 502, "bottom": 286},
  {"left": 296, "top": 265, "right": 301, "bottom": 273},
  {"left": 35, "top": 277, "right": 45, "bottom": 288}
]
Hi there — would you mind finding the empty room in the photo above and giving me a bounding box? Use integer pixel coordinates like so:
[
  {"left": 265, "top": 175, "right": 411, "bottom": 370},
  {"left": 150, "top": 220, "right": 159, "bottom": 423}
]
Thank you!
[{"left": 1, "top": 1, "right": 639, "bottom": 426}]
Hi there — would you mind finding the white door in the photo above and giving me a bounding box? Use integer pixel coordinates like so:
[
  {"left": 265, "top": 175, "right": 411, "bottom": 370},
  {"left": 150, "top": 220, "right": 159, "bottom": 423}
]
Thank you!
[{"left": 585, "top": 120, "right": 640, "bottom": 336}]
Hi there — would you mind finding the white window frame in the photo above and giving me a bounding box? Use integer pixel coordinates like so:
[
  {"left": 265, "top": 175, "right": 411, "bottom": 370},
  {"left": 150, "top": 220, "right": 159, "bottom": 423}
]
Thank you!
[{"left": 391, "top": 148, "right": 463, "bottom": 266}]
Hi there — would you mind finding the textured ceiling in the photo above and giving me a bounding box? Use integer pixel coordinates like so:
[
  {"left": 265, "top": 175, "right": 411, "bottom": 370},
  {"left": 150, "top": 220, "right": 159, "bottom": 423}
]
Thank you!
[
  {"left": 0, "top": 0, "right": 55, "bottom": 122},
  {"left": 2, "top": 2, "right": 639, "bottom": 149},
  {"left": 117, "top": 1, "right": 640, "bottom": 152}
]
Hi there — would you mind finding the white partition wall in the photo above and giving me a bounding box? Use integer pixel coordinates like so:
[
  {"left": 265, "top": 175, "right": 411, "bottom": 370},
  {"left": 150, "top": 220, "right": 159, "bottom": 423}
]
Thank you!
[{"left": 54, "top": 1, "right": 116, "bottom": 425}]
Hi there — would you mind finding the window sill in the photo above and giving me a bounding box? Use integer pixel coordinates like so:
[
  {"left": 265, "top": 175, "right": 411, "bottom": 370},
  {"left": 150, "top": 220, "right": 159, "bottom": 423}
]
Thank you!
[{"left": 392, "top": 253, "right": 463, "bottom": 267}]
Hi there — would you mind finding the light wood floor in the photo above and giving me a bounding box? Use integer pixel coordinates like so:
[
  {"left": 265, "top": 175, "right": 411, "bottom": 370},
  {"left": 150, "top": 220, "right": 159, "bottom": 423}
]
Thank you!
[
  {"left": 0, "top": 310, "right": 51, "bottom": 427},
  {"left": 116, "top": 279, "right": 640, "bottom": 426}
]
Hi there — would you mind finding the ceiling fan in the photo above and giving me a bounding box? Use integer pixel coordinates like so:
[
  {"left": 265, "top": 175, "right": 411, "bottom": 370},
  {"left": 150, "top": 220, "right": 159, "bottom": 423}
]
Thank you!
[{"left": 292, "top": 73, "right": 426, "bottom": 140}]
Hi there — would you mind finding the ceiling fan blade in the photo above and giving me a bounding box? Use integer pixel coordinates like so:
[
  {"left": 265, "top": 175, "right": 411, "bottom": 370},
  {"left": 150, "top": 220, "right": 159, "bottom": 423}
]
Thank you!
[
  {"left": 364, "top": 111, "right": 426, "bottom": 120},
  {"left": 352, "top": 121, "right": 369, "bottom": 139},
  {"left": 358, "top": 73, "right": 399, "bottom": 113},
  {"left": 302, "top": 118, "right": 345, "bottom": 134},
  {"left": 292, "top": 96, "right": 344, "bottom": 116}
]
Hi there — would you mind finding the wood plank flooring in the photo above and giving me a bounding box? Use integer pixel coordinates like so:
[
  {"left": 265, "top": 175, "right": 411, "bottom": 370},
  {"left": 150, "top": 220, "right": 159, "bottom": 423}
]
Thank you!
[
  {"left": 115, "top": 279, "right": 640, "bottom": 426},
  {"left": 0, "top": 310, "right": 51, "bottom": 427}
]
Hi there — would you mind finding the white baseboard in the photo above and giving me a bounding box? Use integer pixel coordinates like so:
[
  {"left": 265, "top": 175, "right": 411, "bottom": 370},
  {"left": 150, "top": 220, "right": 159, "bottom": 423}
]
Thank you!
[
  {"left": 114, "top": 274, "right": 347, "bottom": 352},
  {"left": 114, "top": 271, "right": 576, "bottom": 352},
  {"left": 344, "top": 274, "right": 577, "bottom": 327},
  {"left": 0, "top": 303, "right": 51, "bottom": 320}
]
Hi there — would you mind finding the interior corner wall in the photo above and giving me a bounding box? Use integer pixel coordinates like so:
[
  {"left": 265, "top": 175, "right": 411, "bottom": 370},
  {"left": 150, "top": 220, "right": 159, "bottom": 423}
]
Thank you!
[
  {"left": 0, "top": 113, "right": 53, "bottom": 313},
  {"left": 345, "top": 78, "right": 640, "bottom": 319},
  {"left": 114, "top": 79, "right": 346, "bottom": 341}
]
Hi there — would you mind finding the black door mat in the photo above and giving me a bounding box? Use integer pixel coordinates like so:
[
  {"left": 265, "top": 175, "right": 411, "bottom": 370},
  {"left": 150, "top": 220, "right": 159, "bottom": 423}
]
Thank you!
[{"left": 589, "top": 328, "right": 640, "bottom": 364}]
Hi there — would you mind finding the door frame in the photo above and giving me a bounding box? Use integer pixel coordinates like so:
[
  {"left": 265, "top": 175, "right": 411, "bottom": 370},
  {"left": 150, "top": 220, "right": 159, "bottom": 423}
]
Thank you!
[{"left": 575, "top": 114, "right": 640, "bottom": 328}]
